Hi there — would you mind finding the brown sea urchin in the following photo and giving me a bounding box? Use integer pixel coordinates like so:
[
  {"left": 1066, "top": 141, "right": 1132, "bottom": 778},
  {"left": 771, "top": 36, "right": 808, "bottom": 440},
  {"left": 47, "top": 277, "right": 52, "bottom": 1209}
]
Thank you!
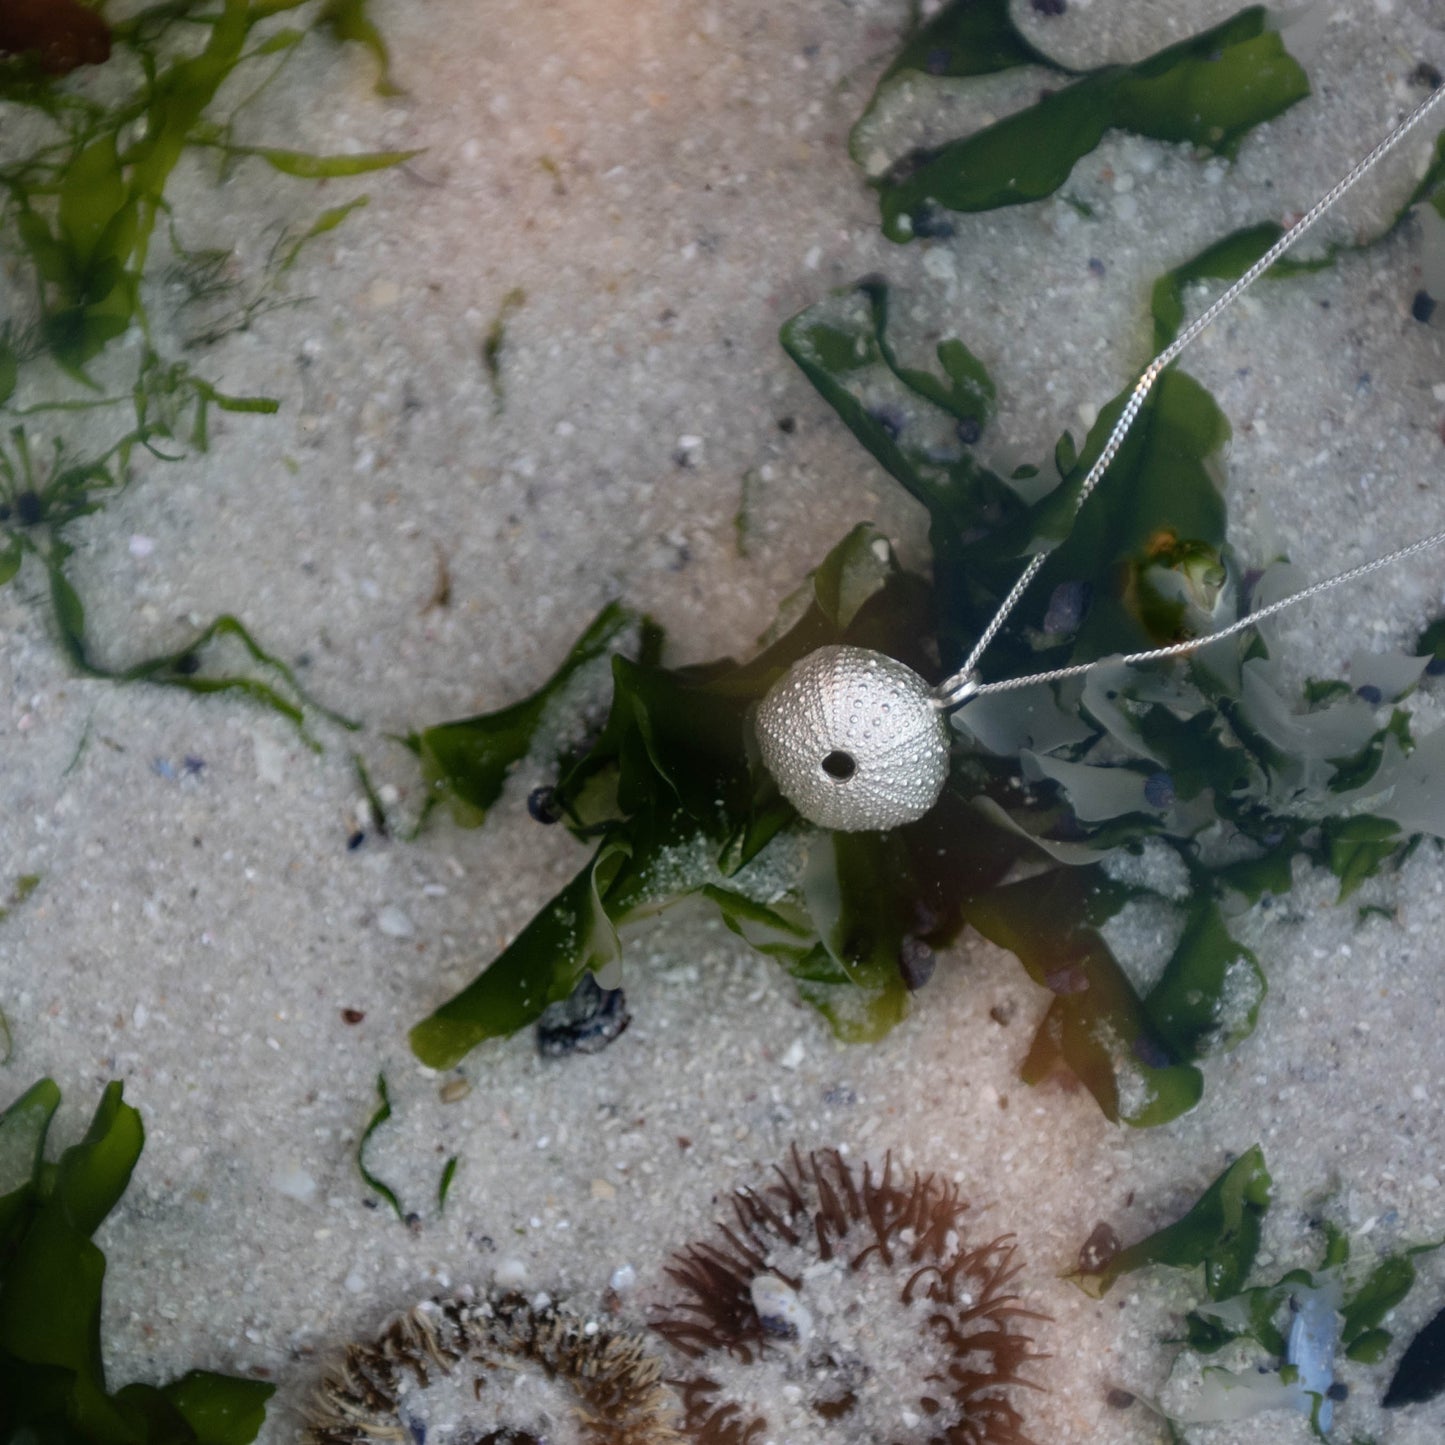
[
  {"left": 306, "top": 1291, "right": 681, "bottom": 1445},
  {"left": 653, "top": 1148, "right": 1045, "bottom": 1444}
]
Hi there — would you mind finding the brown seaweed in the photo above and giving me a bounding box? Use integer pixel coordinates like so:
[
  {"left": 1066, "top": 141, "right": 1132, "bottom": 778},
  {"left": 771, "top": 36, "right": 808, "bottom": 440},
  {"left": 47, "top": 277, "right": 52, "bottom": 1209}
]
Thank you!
[
  {"left": 654, "top": 1148, "right": 1047, "bottom": 1444},
  {"left": 0, "top": 0, "right": 110, "bottom": 74}
]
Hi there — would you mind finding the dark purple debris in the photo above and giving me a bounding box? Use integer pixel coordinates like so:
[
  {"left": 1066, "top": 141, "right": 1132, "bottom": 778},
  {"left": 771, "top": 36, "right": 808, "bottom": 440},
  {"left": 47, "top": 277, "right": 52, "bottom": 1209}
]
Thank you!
[{"left": 536, "top": 973, "right": 631, "bottom": 1057}]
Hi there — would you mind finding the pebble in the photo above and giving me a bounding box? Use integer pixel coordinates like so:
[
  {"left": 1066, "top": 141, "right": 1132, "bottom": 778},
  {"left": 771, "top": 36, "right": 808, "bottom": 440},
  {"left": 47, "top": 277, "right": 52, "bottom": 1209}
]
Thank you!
[
  {"left": 272, "top": 1165, "right": 317, "bottom": 1202},
  {"left": 779, "top": 1039, "right": 805, "bottom": 1070},
  {"left": 609, "top": 1263, "right": 636, "bottom": 1292},
  {"left": 377, "top": 905, "right": 415, "bottom": 938},
  {"left": 494, "top": 1257, "right": 528, "bottom": 1287},
  {"left": 251, "top": 731, "right": 287, "bottom": 786},
  {"left": 750, "top": 1273, "right": 812, "bottom": 1347}
]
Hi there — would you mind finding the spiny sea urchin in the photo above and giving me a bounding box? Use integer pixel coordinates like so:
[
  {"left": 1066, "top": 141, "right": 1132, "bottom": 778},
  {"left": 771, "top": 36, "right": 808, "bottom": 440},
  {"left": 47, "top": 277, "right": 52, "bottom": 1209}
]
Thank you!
[
  {"left": 306, "top": 1291, "right": 681, "bottom": 1445},
  {"left": 652, "top": 1147, "right": 1046, "bottom": 1444}
]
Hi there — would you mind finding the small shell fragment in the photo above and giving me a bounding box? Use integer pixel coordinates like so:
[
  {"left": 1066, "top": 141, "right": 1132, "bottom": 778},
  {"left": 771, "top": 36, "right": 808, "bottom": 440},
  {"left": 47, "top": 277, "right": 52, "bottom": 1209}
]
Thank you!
[{"left": 749, "top": 1273, "right": 812, "bottom": 1348}]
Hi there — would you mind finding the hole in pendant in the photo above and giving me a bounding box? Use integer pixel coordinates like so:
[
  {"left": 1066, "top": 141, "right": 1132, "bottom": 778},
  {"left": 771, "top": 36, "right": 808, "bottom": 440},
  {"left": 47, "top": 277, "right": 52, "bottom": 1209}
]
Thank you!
[{"left": 821, "top": 750, "right": 856, "bottom": 782}]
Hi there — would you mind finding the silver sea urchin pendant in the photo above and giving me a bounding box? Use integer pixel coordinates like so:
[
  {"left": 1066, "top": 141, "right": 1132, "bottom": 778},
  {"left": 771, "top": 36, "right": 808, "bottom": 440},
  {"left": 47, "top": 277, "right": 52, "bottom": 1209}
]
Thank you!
[{"left": 755, "top": 645, "right": 950, "bottom": 831}]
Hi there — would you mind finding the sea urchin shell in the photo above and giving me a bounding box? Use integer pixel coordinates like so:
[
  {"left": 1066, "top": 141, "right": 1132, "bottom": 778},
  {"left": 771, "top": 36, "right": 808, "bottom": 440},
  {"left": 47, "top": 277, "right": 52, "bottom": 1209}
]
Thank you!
[
  {"left": 653, "top": 1147, "right": 1045, "bottom": 1444},
  {"left": 754, "top": 646, "right": 951, "bottom": 832},
  {"left": 306, "top": 1291, "right": 681, "bottom": 1445}
]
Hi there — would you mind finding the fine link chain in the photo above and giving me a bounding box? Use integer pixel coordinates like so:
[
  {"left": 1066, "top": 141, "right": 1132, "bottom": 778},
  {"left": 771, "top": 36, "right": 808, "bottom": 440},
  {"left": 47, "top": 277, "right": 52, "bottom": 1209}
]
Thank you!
[
  {"left": 932, "top": 81, "right": 1445, "bottom": 714},
  {"left": 962, "top": 525, "right": 1445, "bottom": 700}
]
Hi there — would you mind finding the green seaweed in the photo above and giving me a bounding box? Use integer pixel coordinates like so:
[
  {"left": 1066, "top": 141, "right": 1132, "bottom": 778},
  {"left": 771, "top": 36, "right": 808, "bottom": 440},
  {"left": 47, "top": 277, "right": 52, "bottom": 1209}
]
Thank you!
[
  {"left": 1150, "top": 130, "right": 1445, "bottom": 350},
  {"left": 0, "top": 0, "right": 407, "bottom": 742},
  {"left": 43, "top": 549, "right": 356, "bottom": 750},
  {"left": 437, "top": 1155, "right": 460, "bottom": 1212},
  {"left": 867, "top": 5, "right": 1309, "bottom": 242},
  {"left": 967, "top": 868, "right": 1202, "bottom": 1127},
  {"left": 482, "top": 287, "right": 526, "bottom": 406},
  {"left": 0, "top": 874, "right": 40, "bottom": 923},
  {"left": 0, "top": 1078, "right": 273, "bottom": 1443},
  {"left": 356, "top": 1073, "right": 405, "bottom": 1222},
  {"left": 318, "top": 0, "right": 402, "bottom": 96},
  {"left": 405, "top": 601, "right": 645, "bottom": 828},
  {"left": 1071, "top": 1147, "right": 1271, "bottom": 1300},
  {"left": 0, "top": 875, "right": 39, "bottom": 1062},
  {"left": 408, "top": 267, "right": 1445, "bottom": 1109},
  {"left": 1074, "top": 1155, "right": 1445, "bottom": 1433}
]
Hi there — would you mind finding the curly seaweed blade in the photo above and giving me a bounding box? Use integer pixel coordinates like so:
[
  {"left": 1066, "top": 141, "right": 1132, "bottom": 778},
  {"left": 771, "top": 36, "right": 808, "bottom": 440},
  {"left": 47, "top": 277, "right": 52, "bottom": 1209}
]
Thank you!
[
  {"left": 1069, "top": 1146, "right": 1271, "bottom": 1299},
  {"left": 355, "top": 1074, "right": 405, "bottom": 1221},
  {"left": 793, "top": 831, "right": 915, "bottom": 1042},
  {"left": 158, "top": 1371, "right": 275, "bottom": 1445},
  {"left": 966, "top": 866, "right": 1203, "bottom": 1126},
  {"left": 1148, "top": 130, "right": 1445, "bottom": 352},
  {"left": 219, "top": 144, "right": 422, "bottom": 178},
  {"left": 1145, "top": 898, "right": 1266, "bottom": 1059},
  {"left": 319, "top": 0, "right": 402, "bottom": 96},
  {"left": 780, "top": 282, "right": 1022, "bottom": 664},
  {"left": 407, "top": 602, "right": 641, "bottom": 827},
  {"left": 410, "top": 838, "right": 628, "bottom": 1068},
  {"left": 54, "top": 1079, "right": 144, "bottom": 1237},
  {"left": 780, "top": 280, "right": 1010, "bottom": 530},
  {"left": 875, "top": 7, "right": 1307, "bottom": 241},
  {"left": 850, "top": 0, "right": 1068, "bottom": 167},
  {"left": 0, "top": 1078, "right": 60, "bottom": 1213}
]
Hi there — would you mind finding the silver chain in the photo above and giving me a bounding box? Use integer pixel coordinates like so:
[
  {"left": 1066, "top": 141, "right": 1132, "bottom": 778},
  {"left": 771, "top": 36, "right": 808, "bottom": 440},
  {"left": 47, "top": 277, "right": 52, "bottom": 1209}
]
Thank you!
[
  {"left": 945, "top": 525, "right": 1445, "bottom": 703},
  {"left": 932, "top": 82, "right": 1445, "bottom": 713}
]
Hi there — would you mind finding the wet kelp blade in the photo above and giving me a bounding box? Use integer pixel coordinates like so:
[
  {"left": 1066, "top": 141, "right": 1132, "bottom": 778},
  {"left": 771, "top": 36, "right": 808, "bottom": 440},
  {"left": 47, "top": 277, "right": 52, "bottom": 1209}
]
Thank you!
[
  {"left": 0, "top": 1078, "right": 273, "bottom": 1443},
  {"left": 858, "top": 0, "right": 1065, "bottom": 110},
  {"left": 1150, "top": 131, "right": 1445, "bottom": 350},
  {"left": 411, "top": 837, "right": 629, "bottom": 1069},
  {"left": 318, "top": 0, "right": 402, "bottom": 96},
  {"left": 1144, "top": 897, "right": 1265, "bottom": 1060},
  {"left": 0, "top": 1077, "right": 60, "bottom": 1207},
  {"left": 405, "top": 601, "right": 645, "bottom": 827},
  {"left": 157, "top": 1372, "right": 275, "bottom": 1445},
  {"left": 779, "top": 281, "right": 1237, "bottom": 678},
  {"left": 47, "top": 554, "right": 354, "bottom": 748},
  {"left": 1017, "top": 367, "right": 1231, "bottom": 664},
  {"left": 1343, "top": 1252, "right": 1427, "bottom": 1364},
  {"left": 965, "top": 866, "right": 1202, "bottom": 1126},
  {"left": 1070, "top": 1146, "right": 1271, "bottom": 1299},
  {"left": 356, "top": 1073, "right": 406, "bottom": 1221},
  {"left": 870, "top": 6, "right": 1309, "bottom": 241},
  {"left": 780, "top": 279, "right": 1022, "bottom": 669}
]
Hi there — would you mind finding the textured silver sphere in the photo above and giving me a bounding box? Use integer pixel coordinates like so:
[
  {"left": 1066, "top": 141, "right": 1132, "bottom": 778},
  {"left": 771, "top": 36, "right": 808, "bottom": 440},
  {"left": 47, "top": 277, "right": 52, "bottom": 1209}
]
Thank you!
[{"left": 755, "top": 645, "right": 950, "bottom": 831}]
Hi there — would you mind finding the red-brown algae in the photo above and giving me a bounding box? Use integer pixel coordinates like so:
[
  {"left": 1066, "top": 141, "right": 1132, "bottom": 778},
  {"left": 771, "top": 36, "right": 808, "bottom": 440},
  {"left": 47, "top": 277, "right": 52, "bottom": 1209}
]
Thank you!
[
  {"left": 653, "top": 1147, "right": 1047, "bottom": 1444},
  {"left": 305, "top": 1292, "right": 681, "bottom": 1445}
]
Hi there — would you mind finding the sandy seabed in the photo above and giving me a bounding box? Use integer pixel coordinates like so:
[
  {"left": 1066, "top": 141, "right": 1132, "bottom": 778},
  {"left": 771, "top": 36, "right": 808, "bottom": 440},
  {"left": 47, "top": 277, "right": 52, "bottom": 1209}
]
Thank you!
[{"left": 4, "top": 0, "right": 1445, "bottom": 1441}]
